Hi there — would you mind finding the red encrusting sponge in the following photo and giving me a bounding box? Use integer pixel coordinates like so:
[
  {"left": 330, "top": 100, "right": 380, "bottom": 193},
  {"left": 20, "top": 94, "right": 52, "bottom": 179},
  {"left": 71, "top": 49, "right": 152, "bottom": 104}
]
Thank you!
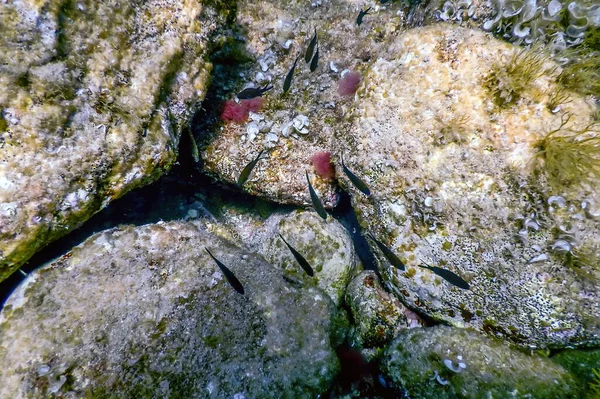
[
  {"left": 337, "top": 71, "right": 361, "bottom": 97},
  {"left": 221, "top": 98, "right": 266, "bottom": 123},
  {"left": 311, "top": 151, "right": 335, "bottom": 180}
]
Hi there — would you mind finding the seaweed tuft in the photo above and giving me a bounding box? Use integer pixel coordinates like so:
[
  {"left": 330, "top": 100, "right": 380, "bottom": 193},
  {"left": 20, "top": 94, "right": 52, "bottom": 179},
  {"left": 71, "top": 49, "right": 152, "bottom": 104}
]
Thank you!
[
  {"left": 484, "top": 48, "right": 550, "bottom": 108},
  {"left": 533, "top": 114, "right": 600, "bottom": 190}
]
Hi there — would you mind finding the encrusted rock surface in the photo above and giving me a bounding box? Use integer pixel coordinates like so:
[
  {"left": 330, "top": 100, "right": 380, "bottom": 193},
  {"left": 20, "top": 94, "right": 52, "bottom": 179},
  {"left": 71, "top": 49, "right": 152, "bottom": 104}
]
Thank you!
[
  {"left": 0, "top": 221, "right": 341, "bottom": 398},
  {"left": 201, "top": 0, "right": 411, "bottom": 208},
  {"left": 345, "top": 270, "right": 423, "bottom": 349},
  {"left": 382, "top": 326, "right": 582, "bottom": 398},
  {"left": 204, "top": 207, "right": 358, "bottom": 306},
  {"left": 341, "top": 24, "right": 600, "bottom": 348},
  {"left": 0, "top": 0, "right": 231, "bottom": 281}
]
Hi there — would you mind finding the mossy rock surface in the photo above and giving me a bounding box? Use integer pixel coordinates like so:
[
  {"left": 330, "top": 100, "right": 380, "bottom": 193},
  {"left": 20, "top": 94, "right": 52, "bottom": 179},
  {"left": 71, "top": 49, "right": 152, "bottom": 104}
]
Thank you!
[
  {"left": 0, "top": 0, "right": 231, "bottom": 282},
  {"left": 382, "top": 326, "right": 583, "bottom": 399},
  {"left": 341, "top": 24, "right": 600, "bottom": 349},
  {"left": 0, "top": 221, "right": 340, "bottom": 398}
]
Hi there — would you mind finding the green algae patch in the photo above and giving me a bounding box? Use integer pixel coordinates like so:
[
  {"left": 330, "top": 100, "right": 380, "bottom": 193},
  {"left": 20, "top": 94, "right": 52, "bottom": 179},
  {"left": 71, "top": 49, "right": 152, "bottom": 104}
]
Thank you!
[
  {"left": 533, "top": 114, "right": 600, "bottom": 190},
  {"left": 483, "top": 47, "right": 550, "bottom": 108}
]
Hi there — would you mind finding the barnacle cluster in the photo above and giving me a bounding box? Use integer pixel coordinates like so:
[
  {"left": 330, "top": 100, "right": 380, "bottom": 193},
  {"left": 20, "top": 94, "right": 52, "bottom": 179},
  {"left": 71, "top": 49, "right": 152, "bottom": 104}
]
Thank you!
[
  {"left": 483, "top": 47, "right": 549, "bottom": 107},
  {"left": 436, "top": 0, "right": 600, "bottom": 50},
  {"left": 533, "top": 114, "right": 600, "bottom": 190}
]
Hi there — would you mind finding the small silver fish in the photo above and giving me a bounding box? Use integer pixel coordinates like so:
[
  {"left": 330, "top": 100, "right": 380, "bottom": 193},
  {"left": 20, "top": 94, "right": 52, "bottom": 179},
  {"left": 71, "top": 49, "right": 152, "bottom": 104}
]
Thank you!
[
  {"left": 305, "top": 29, "right": 318, "bottom": 63},
  {"left": 341, "top": 155, "right": 370, "bottom": 196},
  {"left": 283, "top": 56, "right": 301, "bottom": 93},
  {"left": 357, "top": 7, "right": 372, "bottom": 26},
  {"left": 306, "top": 171, "right": 328, "bottom": 219},
  {"left": 419, "top": 263, "right": 470, "bottom": 290},
  {"left": 238, "top": 150, "right": 265, "bottom": 187},
  {"left": 278, "top": 234, "right": 315, "bottom": 276},
  {"left": 309, "top": 45, "right": 319, "bottom": 73},
  {"left": 368, "top": 233, "right": 406, "bottom": 270},
  {"left": 205, "top": 248, "right": 245, "bottom": 295},
  {"left": 188, "top": 129, "right": 199, "bottom": 163},
  {"left": 237, "top": 84, "right": 273, "bottom": 100}
]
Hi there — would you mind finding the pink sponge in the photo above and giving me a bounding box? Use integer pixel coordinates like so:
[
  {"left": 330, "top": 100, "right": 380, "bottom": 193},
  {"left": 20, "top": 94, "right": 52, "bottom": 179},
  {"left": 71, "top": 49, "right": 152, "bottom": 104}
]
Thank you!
[
  {"left": 221, "top": 98, "right": 266, "bottom": 123},
  {"left": 221, "top": 100, "right": 248, "bottom": 123},
  {"left": 311, "top": 151, "right": 335, "bottom": 180},
  {"left": 337, "top": 71, "right": 361, "bottom": 97}
]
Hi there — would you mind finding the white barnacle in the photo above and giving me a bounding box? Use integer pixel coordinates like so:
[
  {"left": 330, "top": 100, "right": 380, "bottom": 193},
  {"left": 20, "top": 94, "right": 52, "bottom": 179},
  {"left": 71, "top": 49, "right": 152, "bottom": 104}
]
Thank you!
[
  {"left": 443, "top": 358, "right": 465, "bottom": 373},
  {"left": 548, "top": 196, "right": 566, "bottom": 208},
  {"left": 432, "top": 370, "right": 449, "bottom": 385},
  {"left": 527, "top": 253, "right": 550, "bottom": 264},
  {"left": 551, "top": 239, "right": 572, "bottom": 252}
]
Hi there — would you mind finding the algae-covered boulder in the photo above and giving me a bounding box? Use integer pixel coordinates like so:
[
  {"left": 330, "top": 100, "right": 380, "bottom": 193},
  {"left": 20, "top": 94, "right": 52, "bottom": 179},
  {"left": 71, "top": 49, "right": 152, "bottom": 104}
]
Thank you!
[
  {"left": 0, "top": 0, "right": 232, "bottom": 281},
  {"left": 0, "top": 222, "right": 340, "bottom": 398},
  {"left": 382, "top": 326, "right": 582, "bottom": 399},
  {"left": 339, "top": 24, "right": 600, "bottom": 348},
  {"left": 345, "top": 270, "right": 422, "bottom": 349}
]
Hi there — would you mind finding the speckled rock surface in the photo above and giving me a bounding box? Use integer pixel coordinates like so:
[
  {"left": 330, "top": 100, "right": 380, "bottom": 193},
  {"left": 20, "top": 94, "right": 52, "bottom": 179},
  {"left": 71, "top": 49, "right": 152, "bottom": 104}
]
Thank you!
[
  {"left": 0, "top": 0, "right": 231, "bottom": 282},
  {"left": 203, "top": 207, "right": 358, "bottom": 306},
  {"left": 340, "top": 24, "right": 600, "bottom": 348},
  {"left": 382, "top": 326, "right": 582, "bottom": 399},
  {"left": 201, "top": 0, "right": 412, "bottom": 207},
  {"left": 345, "top": 270, "right": 423, "bottom": 349},
  {"left": 0, "top": 221, "right": 340, "bottom": 398}
]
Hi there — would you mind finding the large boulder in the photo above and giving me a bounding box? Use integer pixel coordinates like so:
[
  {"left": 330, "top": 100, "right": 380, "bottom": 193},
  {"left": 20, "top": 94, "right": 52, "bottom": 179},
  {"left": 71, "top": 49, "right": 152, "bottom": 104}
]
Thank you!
[
  {"left": 0, "top": 222, "right": 341, "bottom": 398},
  {"left": 0, "top": 0, "right": 232, "bottom": 281},
  {"left": 200, "top": 0, "right": 412, "bottom": 207},
  {"left": 338, "top": 24, "right": 600, "bottom": 348},
  {"left": 382, "top": 326, "right": 582, "bottom": 398}
]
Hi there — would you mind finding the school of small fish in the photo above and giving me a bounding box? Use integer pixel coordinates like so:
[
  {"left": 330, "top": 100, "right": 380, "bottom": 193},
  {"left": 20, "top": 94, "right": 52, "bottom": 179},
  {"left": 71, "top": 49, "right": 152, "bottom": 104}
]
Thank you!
[{"left": 204, "top": 2, "right": 470, "bottom": 295}]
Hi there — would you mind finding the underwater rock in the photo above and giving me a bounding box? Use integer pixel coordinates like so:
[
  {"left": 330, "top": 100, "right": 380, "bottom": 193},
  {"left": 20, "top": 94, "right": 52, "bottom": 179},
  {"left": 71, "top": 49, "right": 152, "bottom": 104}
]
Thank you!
[
  {"left": 0, "top": 222, "right": 340, "bottom": 398},
  {"left": 345, "top": 270, "right": 423, "bottom": 349},
  {"left": 201, "top": 0, "right": 412, "bottom": 208},
  {"left": 341, "top": 24, "right": 600, "bottom": 348},
  {"left": 204, "top": 207, "right": 358, "bottom": 306},
  {"left": 381, "top": 326, "right": 582, "bottom": 398},
  {"left": 0, "top": 0, "right": 230, "bottom": 282}
]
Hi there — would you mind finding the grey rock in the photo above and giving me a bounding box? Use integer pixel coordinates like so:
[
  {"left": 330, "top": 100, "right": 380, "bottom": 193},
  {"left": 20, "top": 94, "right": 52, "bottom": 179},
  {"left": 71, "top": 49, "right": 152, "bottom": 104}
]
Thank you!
[
  {"left": 204, "top": 208, "right": 359, "bottom": 307},
  {"left": 382, "top": 326, "right": 582, "bottom": 399},
  {"left": 0, "top": 0, "right": 230, "bottom": 281},
  {"left": 0, "top": 221, "right": 340, "bottom": 398}
]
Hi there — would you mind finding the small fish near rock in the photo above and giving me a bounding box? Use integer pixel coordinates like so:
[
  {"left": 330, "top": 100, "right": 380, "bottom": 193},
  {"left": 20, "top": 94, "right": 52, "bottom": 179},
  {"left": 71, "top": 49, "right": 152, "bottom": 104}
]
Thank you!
[
  {"left": 237, "top": 84, "right": 273, "bottom": 100},
  {"left": 205, "top": 248, "right": 245, "bottom": 295},
  {"left": 418, "top": 263, "right": 469, "bottom": 290},
  {"left": 305, "top": 29, "right": 318, "bottom": 63},
  {"left": 357, "top": 7, "right": 372, "bottom": 26},
  {"left": 283, "top": 55, "right": 301, "bottom": 93},
  {"left": 306, "top": 171, "right": 328, "bottom": 220},
  {"left": 238, "top": 149, "right": 266, "bottom": 187},
  {"left": 278, "top": 233, "right": 315, "bottom": 277}
]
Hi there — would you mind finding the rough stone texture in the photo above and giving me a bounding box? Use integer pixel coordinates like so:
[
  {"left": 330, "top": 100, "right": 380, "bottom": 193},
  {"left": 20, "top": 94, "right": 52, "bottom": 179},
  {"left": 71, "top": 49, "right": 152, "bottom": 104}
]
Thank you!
[
  {"left": 0, "top": 0, "right": 231, "bottom": 282},
  {"left": 204, "top": 208, "right": 358, "bottom": 306},
  {"left": 345, "top": 270, "right": 423, "bottom": 349},
  {"left": 382, "top": 326, "right": 582, "bottom": 399},
  {"left": 201, "top": 0, "right": 411, "bottom": 208},
  {"left": 0, "top": 222, "right": 340, "bottom": 398},
  {"left": 341, "top": 24, "right": 600, "bottom": 348}
]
